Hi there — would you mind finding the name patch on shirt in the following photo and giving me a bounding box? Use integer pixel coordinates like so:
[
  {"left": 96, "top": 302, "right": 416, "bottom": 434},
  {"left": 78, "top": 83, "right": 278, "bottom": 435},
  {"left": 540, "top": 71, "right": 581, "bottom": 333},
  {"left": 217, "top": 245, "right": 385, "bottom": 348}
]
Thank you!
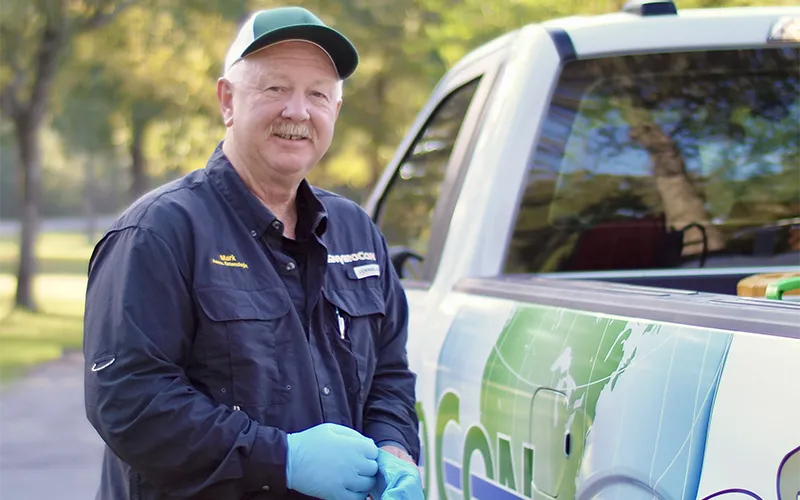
[
  {"left": 328, "top": 251, "right": 377, "bottom": 265},
  {"left": 353, "top": 263, "right": 381, "bottom": 279}
]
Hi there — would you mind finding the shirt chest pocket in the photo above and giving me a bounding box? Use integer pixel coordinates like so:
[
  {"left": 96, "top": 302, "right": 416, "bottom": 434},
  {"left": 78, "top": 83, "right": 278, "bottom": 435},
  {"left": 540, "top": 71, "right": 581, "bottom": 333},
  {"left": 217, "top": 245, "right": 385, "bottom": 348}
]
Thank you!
[
  {"left": 195, "top": 287, "right": 292, "bottom": 409},
  {"left": 323, "top": 284, "right": 385, "bottom": 406}
]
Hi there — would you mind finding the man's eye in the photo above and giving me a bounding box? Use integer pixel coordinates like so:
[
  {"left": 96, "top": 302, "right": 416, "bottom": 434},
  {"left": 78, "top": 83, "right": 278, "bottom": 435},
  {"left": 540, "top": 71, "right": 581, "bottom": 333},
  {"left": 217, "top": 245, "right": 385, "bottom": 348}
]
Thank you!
[{"left": 311, "top": 91, "right": 329, "bottom": 100}]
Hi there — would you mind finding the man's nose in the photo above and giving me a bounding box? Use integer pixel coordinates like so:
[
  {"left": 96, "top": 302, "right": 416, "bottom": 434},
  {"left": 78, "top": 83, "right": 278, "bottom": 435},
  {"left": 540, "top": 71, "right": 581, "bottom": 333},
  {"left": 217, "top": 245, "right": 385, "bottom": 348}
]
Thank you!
[{"left": 281, "top": 91, "right": 311, "bottom": 121}]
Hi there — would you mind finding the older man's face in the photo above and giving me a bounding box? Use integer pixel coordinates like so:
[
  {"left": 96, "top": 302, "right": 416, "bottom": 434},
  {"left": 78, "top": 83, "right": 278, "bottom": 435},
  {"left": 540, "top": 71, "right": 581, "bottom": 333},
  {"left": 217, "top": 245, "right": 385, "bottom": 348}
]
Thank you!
[{"left": 221, "top": 41, "right": 342, "bottom": 181}]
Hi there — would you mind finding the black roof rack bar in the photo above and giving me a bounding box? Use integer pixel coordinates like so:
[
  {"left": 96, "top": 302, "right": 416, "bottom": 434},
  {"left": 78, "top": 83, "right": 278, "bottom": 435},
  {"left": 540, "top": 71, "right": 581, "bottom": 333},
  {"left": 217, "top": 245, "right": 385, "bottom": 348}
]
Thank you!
[{"left": 622, "top": 0, "right": 678, "bottom": 16}]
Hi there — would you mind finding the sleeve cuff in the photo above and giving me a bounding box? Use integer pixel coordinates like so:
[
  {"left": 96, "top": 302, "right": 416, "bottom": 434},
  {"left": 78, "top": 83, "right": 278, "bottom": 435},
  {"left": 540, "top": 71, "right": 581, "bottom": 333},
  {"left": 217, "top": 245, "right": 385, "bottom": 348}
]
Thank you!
[{"left": 242, "top": 425, "right": 289, "bottom": 495}]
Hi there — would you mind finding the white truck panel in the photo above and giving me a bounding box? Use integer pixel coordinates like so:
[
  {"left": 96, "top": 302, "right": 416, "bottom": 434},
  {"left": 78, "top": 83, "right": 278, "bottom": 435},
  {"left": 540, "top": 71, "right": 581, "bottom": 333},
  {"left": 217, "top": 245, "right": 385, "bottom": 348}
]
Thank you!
[
  {"left": 435, "top": 25, "right": 563, "bottom": 292},
  {"left": 546, "top": 7, "right": 800, "bottom": 58},
  {"left": 697, "top": 332, "right": 800, "bottom": 499}
]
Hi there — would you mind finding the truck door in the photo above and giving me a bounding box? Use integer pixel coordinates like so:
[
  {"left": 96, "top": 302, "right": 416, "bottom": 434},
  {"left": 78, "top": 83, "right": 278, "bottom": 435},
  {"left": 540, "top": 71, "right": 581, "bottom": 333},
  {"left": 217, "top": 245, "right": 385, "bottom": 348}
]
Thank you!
[{"left": 363, "top": 45, "right": 506, "bottom": 495}]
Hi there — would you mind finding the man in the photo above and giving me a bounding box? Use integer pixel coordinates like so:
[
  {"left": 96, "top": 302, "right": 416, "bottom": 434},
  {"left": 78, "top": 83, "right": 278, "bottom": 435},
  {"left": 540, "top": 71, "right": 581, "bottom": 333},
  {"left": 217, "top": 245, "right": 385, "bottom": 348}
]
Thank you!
[{"left": 83, "top": 6, "right": 420, "bottom": 500}]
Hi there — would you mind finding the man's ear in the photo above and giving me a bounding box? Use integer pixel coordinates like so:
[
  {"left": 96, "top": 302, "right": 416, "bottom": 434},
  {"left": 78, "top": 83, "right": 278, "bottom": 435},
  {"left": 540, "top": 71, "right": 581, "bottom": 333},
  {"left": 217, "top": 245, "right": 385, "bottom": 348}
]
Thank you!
[
  {"left": 217, "top": 77, "right": 235, "bottom": 127},
  {"left": 334, "top": 99, "right": 342, "bottom": 120}
]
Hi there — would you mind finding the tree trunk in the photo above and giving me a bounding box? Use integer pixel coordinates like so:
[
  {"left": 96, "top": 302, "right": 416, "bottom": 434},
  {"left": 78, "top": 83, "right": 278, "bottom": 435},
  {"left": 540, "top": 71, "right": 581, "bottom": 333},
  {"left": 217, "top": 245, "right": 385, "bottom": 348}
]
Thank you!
[
  {"left": 8, "top": 24, "right": 66, "bottom": 311},
  {"left": 628, "top": 119, "right": 726, "bottom": 255},
  {"left": 83, "top": 156, "right": 97, "bottom": 243},
  {"left": 14, "top": 118, "right": 42, "bottom": 311},
  {"left": 129, "top": 116, "right": 149, "bottom": 202}
]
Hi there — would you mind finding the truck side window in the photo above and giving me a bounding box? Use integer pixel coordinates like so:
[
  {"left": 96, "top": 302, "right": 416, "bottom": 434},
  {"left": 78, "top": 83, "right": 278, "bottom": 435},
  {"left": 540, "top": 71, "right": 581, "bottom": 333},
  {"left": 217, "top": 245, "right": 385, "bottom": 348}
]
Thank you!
[
  {"left": 503, "top": 47, "right": 799, "bottom": 276},
  {"left": 376, "top": 78, "right": 482, "bottom": 280}
]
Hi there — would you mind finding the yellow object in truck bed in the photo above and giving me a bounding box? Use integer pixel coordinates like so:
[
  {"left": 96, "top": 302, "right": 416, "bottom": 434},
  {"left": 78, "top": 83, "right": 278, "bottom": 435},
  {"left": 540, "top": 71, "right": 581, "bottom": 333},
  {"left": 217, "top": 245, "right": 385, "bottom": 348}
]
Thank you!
[{"left": 737, "top": 272, "right": 800, "bottom": 299}]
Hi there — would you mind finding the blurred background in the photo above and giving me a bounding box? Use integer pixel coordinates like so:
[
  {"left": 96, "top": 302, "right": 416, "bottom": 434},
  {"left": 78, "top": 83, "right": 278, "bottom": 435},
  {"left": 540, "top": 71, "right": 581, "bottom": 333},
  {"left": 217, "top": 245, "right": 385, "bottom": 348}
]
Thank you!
[{"left": 0, "top": 0, "right": 795, "bottom": 497}]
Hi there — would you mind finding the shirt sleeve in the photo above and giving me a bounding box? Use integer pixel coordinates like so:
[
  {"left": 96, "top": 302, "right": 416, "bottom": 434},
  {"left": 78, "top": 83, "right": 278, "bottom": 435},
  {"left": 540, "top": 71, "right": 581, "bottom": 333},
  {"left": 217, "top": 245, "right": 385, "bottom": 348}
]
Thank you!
[
  {"left": 362, "top": 230, "right": 421, "bottom": 462},
  {"left": 83, "top": 226, "right": 288, "bottom": 498}
]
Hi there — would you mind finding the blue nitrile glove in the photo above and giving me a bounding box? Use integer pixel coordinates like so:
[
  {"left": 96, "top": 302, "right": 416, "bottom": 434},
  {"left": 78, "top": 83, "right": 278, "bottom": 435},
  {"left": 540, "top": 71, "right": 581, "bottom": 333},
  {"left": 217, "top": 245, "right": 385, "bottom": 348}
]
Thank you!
[
  {"left": 286, "top": 423, "right": 379, "bottom": 500},
  {"left": 370, "top": 449, "right": 424, "bottom": 500}
]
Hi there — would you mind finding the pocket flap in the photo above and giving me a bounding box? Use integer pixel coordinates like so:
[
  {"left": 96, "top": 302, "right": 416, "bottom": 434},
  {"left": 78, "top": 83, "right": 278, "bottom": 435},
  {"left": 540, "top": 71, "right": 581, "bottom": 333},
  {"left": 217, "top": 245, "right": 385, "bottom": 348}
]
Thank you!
[
  {"left": 324, "top": 286, "right": 385, "bottom": 317},
  {"left": 196, "top": 287, "right": 291, "bottom": 322}
]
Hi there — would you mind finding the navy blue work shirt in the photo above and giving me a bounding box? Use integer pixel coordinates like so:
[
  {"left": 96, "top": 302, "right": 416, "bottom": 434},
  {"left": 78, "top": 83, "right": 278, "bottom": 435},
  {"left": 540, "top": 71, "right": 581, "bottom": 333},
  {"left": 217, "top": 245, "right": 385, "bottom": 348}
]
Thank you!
[{"left": 83, "top": 143, "right": 420, "bottom": 500}]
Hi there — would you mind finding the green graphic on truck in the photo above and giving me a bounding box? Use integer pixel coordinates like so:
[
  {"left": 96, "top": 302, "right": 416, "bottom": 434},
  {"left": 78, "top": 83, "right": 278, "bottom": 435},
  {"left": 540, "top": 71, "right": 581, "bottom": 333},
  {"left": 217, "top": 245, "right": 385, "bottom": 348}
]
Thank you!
[{"left": 415, "top": 301, "right": 735, "bottom": 499}]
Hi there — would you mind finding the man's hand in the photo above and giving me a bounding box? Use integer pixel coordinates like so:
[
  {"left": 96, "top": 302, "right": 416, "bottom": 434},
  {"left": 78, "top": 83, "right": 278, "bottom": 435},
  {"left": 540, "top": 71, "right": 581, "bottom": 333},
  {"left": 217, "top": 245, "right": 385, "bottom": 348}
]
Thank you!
[
  {"left": 380, "top": 444, "right": 416, "bottom": 466},
  {"left": 286, "top": 423, "right": 379, "bottom": 500}
]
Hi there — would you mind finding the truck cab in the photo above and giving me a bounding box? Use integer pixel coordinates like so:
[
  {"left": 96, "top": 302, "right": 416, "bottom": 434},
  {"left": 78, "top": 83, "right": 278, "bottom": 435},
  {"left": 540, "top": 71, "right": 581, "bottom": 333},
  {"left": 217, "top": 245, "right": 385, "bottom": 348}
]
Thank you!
[{"left": 364, "top": 2, "right": 800, "bottom": 499}]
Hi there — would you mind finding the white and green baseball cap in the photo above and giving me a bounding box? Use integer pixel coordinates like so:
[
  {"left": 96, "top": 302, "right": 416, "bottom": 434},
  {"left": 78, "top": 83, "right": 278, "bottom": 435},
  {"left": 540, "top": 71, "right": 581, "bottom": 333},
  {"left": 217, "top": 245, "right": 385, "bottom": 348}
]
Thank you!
[{"left": 224, "top": 6, "right": 359, "bottom": 79}]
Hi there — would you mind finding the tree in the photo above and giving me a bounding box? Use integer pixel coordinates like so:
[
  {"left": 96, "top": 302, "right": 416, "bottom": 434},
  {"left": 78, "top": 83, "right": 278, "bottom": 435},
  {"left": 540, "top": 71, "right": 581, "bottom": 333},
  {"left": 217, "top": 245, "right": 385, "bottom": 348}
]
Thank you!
[
  {"left": 291, "top": 0, "right": 447, "bottom": 194},
  {"left": 50, "top": 63, "right": 119, "bottom": 241},
  {"left": 0, "top": 0, "right": 139, "bottom": 311},
  {"left": 60, "top": 0, "right": 251, "bottom": 203}
]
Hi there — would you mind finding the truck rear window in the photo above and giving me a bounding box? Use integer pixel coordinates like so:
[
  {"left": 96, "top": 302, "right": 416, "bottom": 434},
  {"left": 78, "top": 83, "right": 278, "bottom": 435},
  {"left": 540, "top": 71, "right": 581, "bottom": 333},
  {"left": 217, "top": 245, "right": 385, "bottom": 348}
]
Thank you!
[{"left": 504, "top": 46, "right": 799, "bottom": 277}]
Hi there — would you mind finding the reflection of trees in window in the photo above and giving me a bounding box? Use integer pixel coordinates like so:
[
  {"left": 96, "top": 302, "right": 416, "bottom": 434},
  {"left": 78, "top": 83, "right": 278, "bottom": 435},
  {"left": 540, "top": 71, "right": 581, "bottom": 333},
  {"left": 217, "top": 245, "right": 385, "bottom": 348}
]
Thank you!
[
  {"left": 377, "top": 79, "right": 481, "bottom": 257},
  {"left": 505, "top": 47, "right": 799, "bottom": 274}
]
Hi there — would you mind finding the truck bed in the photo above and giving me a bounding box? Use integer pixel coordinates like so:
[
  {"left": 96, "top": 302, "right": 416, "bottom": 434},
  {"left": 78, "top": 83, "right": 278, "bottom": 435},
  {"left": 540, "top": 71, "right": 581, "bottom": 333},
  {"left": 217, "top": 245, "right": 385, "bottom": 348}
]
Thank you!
[{"left": 455, "top": 275, "right": 800, "bottom": 339}]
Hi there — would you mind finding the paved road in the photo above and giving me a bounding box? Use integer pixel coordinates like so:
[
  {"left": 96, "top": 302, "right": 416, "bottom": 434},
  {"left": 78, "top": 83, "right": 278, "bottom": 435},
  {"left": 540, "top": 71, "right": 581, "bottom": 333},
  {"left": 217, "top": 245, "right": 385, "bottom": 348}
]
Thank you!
[{"left": 0, "top": 351, "right": 105, "bottom": 499}]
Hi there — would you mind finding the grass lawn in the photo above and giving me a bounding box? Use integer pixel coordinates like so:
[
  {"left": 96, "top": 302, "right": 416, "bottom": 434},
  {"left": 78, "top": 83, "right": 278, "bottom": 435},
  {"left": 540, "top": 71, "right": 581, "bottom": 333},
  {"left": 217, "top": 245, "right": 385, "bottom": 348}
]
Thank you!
[{"left": 0, "top": 231, "right": 98, "bottom": 385}]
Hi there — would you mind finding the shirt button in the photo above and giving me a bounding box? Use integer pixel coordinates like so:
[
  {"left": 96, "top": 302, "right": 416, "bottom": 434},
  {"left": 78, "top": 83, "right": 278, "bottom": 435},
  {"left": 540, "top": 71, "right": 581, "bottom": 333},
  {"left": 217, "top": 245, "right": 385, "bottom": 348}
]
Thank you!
[
  {"left": 262, "top": 485, "right": 271, "bottom": 491},
  {"left": 271, "top": 220, "right": 282, "bottom": 231},
  {"left": 322, "top": 386, "right": 331, "bottom": 396},
  {"left": 285, "top": 261, "right": 296, "bottom": 271},
  {"left": 250, "top": 230, "right": 257, "bottom": 237}
]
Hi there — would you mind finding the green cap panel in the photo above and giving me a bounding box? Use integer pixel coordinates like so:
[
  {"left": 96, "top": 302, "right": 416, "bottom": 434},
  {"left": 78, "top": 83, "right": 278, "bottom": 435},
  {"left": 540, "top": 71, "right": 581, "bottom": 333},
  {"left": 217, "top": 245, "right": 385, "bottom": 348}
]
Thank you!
[{"left": 230, "top": 6, "right": 359, "bottom": 79}]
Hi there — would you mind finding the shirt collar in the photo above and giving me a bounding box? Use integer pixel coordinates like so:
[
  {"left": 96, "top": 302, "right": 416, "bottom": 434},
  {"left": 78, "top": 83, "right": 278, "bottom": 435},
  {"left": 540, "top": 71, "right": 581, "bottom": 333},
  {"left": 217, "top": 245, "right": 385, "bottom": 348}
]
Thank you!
[{"left": 205, "top": 142, "right": 328, "bottom": 240}]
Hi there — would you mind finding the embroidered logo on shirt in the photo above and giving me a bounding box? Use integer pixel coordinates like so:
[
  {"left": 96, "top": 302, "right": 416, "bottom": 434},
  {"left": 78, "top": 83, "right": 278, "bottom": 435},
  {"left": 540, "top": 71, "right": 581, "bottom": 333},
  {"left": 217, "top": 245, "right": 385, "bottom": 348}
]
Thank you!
[
  {"left": 211, "top": 253, "right": 249, "bottom": 269},
  {"left": 91, "top": 356, "right": 115, "bottom": 372},
  {"left": 353, "top": 263, "right": 381, "bottom": 279},
  {"left": 328, "top": 251, "right": 376, "bottom": 265}
]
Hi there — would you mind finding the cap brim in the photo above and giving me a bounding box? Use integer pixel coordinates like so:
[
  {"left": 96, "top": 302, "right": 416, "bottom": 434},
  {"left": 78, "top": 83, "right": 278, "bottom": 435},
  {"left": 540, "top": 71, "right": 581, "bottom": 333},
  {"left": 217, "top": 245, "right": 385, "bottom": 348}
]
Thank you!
[{"left": 240, "top": 24, "right": 358, "bottom": 80}]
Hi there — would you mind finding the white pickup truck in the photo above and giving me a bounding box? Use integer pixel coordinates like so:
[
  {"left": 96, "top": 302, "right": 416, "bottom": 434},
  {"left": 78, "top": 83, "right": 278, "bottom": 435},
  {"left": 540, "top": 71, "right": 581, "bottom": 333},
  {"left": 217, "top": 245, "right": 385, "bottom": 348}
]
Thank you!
[{"left": 362, "top": 1, "right": 800, "bottom": 499}]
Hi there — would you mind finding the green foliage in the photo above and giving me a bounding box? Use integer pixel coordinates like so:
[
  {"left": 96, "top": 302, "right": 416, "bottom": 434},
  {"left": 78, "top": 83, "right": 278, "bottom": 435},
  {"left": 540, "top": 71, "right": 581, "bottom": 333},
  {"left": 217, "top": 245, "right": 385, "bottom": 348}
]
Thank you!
[
  {"left": 3, "top": 0, "right": 797, "bottom": 218},
  {"left": 54, "top": 3, "right": 234, "bottom": 178}
]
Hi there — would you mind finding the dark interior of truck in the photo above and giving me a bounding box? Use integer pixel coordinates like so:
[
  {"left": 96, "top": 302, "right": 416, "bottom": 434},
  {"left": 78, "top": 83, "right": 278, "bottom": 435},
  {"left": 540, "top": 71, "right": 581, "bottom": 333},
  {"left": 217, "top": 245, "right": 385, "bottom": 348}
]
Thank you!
[{"left": 556, "top": 214, "right": 799, "bottom": 295}]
